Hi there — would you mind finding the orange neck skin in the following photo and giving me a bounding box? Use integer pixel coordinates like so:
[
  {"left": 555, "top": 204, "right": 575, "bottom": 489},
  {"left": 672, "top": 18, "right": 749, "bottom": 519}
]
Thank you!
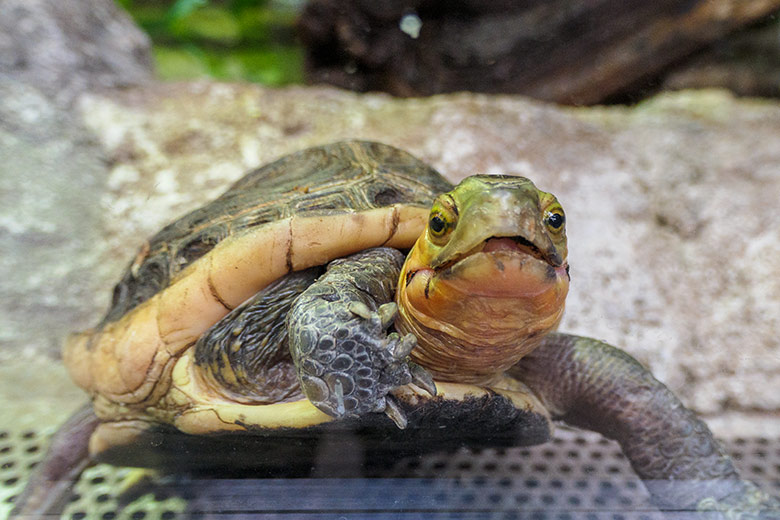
[{"left": 395, "top": 236, "right": 569, "bottom": 385}]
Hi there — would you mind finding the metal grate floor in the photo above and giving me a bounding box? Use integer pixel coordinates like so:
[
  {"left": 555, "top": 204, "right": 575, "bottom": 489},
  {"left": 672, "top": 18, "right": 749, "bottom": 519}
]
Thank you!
[{"left": 1, "top": 425, "right": 778, "bottom": 520}]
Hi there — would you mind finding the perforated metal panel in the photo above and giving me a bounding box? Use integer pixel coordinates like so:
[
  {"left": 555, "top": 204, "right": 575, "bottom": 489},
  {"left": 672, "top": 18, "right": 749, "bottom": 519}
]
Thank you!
[{"left": 2, "top": 425, "right": 778, "bottom": 520}]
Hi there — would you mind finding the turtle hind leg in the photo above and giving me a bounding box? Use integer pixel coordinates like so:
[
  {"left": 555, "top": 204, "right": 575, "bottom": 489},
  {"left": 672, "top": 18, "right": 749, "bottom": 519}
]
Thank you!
[
  {"left": 193, "top": 267, "right": 323, "bottom": 404},
  {"left": 510, "top": 333, "right": 780, "bottom": 518},
  {"left": 10, "top": 403, "right": 99, "bottom": 519}
]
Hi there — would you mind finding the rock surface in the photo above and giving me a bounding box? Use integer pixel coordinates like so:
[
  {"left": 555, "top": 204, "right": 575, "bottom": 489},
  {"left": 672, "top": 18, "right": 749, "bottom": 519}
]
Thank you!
[
  {"left": 0, "top": 78, "right": 110, "bottom": 360},
  {"left": 3, "top": 80, "right": 778, "bottom": 426},
  {"left": 0, "top": 0, "right": 153, "bottom": 106}
]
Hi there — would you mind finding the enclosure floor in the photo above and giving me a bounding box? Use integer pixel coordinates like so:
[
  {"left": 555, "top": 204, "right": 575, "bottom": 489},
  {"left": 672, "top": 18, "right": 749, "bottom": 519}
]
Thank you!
[{"left": 1, "top": 357, "right": 778, "bottom": 520}]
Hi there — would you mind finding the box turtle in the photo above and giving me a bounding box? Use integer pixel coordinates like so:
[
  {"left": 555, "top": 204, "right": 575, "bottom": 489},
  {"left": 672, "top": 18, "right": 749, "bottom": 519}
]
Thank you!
[{"left": 14, "top": 141, "right": 779, "bottom": 518}]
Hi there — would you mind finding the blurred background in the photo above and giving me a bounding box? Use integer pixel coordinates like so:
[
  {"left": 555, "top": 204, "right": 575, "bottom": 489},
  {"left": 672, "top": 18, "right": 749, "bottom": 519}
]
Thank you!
[{"left": 117, "top": 0, "right": 780, "bottom": 104}]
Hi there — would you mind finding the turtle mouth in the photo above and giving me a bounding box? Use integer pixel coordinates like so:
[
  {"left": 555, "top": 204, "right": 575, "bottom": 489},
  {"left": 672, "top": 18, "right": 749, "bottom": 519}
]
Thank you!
[
  {"left": 483, "top": 235, "right": 546, "bottom": 261},
  {"left": 435, "top": 234, "right": 560, "bottom": 274}
]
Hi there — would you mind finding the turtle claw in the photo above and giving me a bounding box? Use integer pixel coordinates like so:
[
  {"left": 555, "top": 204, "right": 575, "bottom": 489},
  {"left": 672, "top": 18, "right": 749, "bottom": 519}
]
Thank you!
[
  {"left": 348, "top": 301, "right": 398, "bottom": 330},
  {"left": 389, "top": 332, "right": 416, "bottom": 359},
  {"left": 377, "top": 302, "right": 398, "bottom": 328},
  {"left": 347, "top": 301, "right": 373, "bottom": 320},
  {"left": 410, "top": 362, "right": 437, "bottom": 396},
  {"left": 384, "top": 395, "right": 408, "bottom": 430}
]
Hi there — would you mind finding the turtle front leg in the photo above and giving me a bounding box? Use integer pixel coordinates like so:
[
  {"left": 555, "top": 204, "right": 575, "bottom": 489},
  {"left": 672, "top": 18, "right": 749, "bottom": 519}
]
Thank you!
[
  {"left": 510, "top": 333, "right": 780, "bottom": 518},
  {"left": 287, "top": 247, "right": 435, "bottom": 428}
]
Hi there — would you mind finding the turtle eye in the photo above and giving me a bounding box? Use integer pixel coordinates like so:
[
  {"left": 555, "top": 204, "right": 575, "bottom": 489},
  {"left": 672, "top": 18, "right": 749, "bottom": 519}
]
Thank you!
[
  {"left": 545, "top": 209, "right": 565, "bottom": 232},
  {"left": 429, "top": 214, "right": 447, "bottom": 236},
  {"left": 428, "top": 195, "right": 457, "bottom": 243}
]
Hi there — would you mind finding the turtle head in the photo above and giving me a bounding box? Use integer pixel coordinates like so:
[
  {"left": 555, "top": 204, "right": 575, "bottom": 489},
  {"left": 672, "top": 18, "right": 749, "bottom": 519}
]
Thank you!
[{"left": 396, "top": 175, "right": 570, "bottom": 383}]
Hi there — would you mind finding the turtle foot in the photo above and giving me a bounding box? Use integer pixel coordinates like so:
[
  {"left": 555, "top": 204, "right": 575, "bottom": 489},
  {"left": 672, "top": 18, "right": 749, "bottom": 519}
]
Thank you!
[
  {"left": 294, "top": 298, "right": 420, "bottom": 421},
  {"left": 288, "top": 248, "right": 433, "bottom": 427}
]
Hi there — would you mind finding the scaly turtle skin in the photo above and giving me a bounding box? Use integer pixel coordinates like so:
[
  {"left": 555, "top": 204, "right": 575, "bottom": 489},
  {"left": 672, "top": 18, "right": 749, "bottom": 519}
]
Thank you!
[{"left": 13, "top": 141, "right": 779, "bottom": 518}]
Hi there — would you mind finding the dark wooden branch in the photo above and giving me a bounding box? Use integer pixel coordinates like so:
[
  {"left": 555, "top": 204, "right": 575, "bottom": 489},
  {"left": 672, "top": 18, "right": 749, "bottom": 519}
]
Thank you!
[{"left": 298, "top": 0, "right": 780, "bottom": 104}]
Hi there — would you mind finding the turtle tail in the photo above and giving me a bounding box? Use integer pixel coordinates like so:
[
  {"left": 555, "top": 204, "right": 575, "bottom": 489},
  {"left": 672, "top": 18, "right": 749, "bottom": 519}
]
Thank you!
[
  {"left": 509, "top": 333, "right": 780, "bottom": 518},
  {"left": 10, "top": 403, "right": 99, "bottom": 519}
]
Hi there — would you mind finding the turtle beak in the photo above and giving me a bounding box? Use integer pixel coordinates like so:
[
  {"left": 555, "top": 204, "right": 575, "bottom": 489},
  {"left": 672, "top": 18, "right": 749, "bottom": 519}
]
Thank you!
[{"left": 481, "top": 234, "right": 565, "bottom": 268}]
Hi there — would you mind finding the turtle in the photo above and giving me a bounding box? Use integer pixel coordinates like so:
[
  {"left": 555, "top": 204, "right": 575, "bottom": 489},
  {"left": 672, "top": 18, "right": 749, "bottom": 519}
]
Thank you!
[{"left": 13, "top": 140, "right": 779, "bottom": 518}]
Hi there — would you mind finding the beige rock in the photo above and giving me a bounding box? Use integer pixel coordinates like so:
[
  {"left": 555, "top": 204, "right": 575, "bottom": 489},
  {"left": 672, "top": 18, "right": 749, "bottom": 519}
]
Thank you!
[{"left": 0, "top": 78, "right": 109, "bottom": 359}]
